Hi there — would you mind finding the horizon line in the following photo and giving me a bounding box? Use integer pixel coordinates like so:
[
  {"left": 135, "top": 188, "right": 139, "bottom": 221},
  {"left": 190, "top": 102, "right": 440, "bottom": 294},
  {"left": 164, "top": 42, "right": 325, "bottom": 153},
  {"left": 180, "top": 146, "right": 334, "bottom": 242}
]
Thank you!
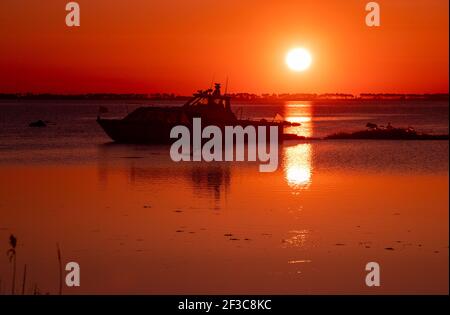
[
  {"left": 1, "top": 92, "right": 448, "bottom": 102},
  {"left": 0, "top": 92, "right": 448, "bottom": 96}
]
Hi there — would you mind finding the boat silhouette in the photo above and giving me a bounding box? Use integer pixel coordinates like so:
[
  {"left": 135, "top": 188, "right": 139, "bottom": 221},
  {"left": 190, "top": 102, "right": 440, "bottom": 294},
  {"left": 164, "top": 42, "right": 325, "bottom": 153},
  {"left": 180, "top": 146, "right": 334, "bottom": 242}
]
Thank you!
[{"left": 97, "top": 83, "right": 287, "bottom": 144}]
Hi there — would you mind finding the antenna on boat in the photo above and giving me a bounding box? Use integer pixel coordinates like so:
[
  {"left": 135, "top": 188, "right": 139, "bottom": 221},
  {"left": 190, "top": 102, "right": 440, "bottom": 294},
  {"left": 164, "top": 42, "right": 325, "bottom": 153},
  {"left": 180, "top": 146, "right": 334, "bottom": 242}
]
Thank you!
[
  {"left": 209, "top": 73, "right": 215, "bottom": 90},
  {"left": 224, "top": 76, "right": 229, "bottom": 95}
]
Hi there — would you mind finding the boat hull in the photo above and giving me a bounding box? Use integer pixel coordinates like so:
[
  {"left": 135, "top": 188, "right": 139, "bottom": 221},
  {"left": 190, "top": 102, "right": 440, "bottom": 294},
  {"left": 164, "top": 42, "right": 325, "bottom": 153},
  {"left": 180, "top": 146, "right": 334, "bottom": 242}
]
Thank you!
[
  {"left": 97, "top": 119, "right": 177, "bottom": 143},
  {"left": 97, "top": 118, "right": 284, "bottom": 144}
]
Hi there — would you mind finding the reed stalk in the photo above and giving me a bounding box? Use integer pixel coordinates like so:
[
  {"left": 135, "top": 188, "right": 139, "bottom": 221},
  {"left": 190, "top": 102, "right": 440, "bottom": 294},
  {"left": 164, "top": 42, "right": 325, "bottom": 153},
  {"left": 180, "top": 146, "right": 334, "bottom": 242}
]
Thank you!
[
  {"left": 57, "top": 243, "right": 62, "bottom": 295},
  {"left": 7, "top": 234, "right": 17, "bottom": 295},
  {"left": 21, "top": 264, "right": 27, "bottom": 295}
]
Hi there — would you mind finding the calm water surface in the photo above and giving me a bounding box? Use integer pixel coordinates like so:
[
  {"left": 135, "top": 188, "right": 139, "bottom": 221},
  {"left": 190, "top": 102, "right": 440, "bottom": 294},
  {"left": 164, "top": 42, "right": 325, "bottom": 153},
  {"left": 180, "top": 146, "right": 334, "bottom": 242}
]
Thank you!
[{"left": 0, "top": 100, "right": 448, "bottom": 294}]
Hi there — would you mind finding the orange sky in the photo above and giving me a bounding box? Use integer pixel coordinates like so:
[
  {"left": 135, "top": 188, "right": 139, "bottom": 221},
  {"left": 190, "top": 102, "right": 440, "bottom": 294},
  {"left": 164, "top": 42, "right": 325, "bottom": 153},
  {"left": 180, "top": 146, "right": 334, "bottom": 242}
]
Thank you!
[{"left": 0, "top": 0, "right": 448, "bottom": 94}]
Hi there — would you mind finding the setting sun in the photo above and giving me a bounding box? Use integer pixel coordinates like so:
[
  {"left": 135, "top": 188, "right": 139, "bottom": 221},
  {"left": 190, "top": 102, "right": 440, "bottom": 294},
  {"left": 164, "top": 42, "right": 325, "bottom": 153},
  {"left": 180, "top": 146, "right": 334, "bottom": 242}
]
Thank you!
[{"left": 286, "top": 48, "right": 312, "bottom": 72}]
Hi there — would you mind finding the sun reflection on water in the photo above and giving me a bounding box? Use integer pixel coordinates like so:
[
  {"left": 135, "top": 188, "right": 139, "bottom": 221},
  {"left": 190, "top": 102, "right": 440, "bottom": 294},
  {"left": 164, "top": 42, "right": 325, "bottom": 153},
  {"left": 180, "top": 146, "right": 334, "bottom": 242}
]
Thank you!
[
  {"left": 284, "top": 144, "right": 312, "bottom": 189},
  {"left": 282, "top": 102, "right": 313, "bottom": 190},
  {"left": 282, "top": 230, "right": 310, "bottom": 248},
  {"left": 284, "top": 102, "right": 313, "bottom": 138}
]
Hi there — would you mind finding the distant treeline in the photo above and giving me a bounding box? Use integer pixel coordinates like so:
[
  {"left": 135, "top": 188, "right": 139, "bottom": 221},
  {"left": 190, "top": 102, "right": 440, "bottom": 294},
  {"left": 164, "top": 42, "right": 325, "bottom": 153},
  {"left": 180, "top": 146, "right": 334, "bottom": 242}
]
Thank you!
[
  {"left": 0, "top": 93, "right": 190, "bottom": 101},
  {"left": 230, "top": 93, "right": 449, "bottom": 101},
  {"left": 0, "top": 92, "right": 448, "bottom": 101}
]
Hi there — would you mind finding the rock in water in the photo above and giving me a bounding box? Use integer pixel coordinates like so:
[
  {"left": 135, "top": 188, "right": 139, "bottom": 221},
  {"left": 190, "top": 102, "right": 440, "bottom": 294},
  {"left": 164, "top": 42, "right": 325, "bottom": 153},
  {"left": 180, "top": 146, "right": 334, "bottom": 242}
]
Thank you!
[{"left": 29, "top": 120, "right": 47, "bottom": 127}]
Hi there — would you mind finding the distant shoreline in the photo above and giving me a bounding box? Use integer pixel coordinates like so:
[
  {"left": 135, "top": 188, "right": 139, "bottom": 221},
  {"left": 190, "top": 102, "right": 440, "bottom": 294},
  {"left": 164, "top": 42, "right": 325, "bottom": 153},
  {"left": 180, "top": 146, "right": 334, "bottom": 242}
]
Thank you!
[{"left": 0, "top": 93, "right": 448, "bottom": 102}]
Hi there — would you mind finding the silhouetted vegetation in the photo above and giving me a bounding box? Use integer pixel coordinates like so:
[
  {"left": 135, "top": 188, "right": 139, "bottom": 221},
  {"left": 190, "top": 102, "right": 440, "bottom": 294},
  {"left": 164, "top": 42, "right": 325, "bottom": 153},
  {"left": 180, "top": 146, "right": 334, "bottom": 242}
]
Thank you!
[
  {"left": 326, "top": 123, "right": 449, "bottom": 140},
  {"left": 2, "top": 234, "right": 61, "bottom": 295},
  {"left": 6, "top": 234, "right": 17, "bottom": 294},
  {"left": 0, "top": 93, "right": 190, "bottom": 101}
]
